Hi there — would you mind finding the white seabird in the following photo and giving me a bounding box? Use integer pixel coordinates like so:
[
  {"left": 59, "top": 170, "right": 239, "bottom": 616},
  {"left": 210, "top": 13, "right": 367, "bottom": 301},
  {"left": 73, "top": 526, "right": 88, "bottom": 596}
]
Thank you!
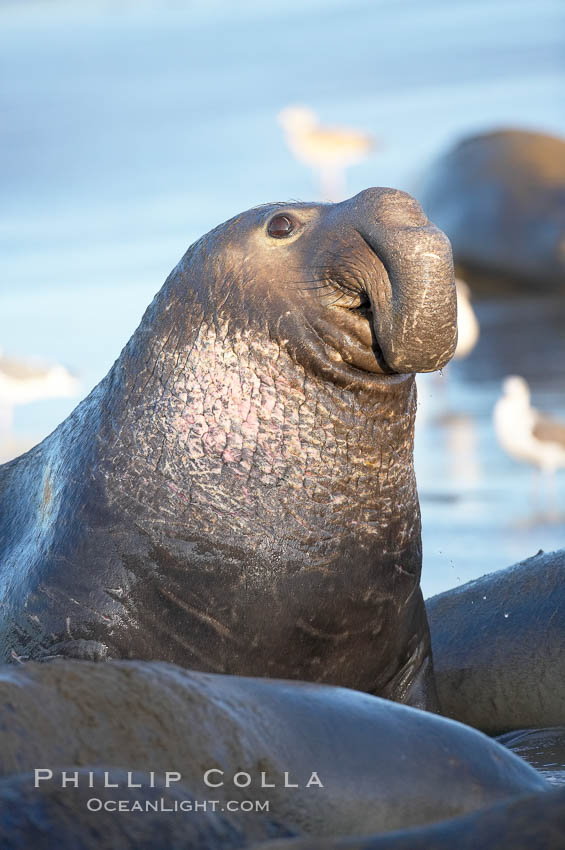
[
  {"left": 278, "top": 105, "right": 375, "bottom": 201},
  {"left": 0, "top": 350, "right": 80, "bottom": 432},
  {"left": 454, "top": 278, "right": 479, "bottom": 361},
  {"left": 493, "top": 375, "right": 565, "bottom": 509},
  {"left": 416, "top": 278, "right": 479, "bottom": 420}
]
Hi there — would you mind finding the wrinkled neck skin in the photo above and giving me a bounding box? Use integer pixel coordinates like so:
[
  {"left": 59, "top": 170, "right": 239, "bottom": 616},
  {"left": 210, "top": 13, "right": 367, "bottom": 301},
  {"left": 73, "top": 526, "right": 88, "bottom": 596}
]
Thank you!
[{"left": 111, "top": 319, "right": 419, "bottom": 576}]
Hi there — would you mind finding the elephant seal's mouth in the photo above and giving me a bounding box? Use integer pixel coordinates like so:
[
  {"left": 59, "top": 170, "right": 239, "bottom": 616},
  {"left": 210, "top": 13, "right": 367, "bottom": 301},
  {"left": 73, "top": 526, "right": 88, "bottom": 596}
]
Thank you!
[
  {"left": 329, "top": 298, "right": 395, "bottom": 376},
  {"left": 344, "top": 301, "right": 395, "bottom": 375}
]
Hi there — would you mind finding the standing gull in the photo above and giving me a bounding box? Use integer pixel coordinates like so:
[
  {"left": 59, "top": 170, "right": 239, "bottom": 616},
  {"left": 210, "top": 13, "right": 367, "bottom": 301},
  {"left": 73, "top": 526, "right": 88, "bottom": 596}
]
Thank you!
[
  {"left": 278, "top": 105, "right": 375, "bottom": 201},
  {"left": 493, "top": 375, "right": 565, "bottom": 510}
]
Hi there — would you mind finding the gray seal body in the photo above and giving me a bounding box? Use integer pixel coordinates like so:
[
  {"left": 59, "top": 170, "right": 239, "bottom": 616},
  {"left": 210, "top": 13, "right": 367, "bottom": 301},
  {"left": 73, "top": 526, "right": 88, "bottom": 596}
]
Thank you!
[{"left": 427, "top": 548, "right": 565, "bottom": 733}]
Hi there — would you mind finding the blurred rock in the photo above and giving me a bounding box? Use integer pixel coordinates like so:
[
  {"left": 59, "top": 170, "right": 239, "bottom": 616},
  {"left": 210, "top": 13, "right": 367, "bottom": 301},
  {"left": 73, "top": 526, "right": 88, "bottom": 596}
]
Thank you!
[{"left": 422, "top": 129, "right": 565, "bottom": 292}]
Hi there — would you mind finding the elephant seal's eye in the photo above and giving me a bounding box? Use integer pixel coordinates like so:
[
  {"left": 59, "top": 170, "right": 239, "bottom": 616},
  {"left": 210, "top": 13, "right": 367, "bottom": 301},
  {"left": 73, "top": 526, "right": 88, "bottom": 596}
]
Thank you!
[{"left": 267, "top": 214, "right": 295, "bottom": 238}]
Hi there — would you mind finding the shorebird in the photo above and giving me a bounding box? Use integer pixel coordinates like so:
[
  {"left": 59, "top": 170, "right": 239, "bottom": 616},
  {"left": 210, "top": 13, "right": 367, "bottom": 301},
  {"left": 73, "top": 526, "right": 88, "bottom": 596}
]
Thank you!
[
  {"left": 278, "top": 105, "right": 375, "bottom": 201},
  {"left": 0, "top": 350, "right": 80, "bottom": 432},
  {"left": 454, "top": 278, "right": 479, "bottom": 361},
  {"left": 493, "top": 375, "right": 565, "bottom": 510}
]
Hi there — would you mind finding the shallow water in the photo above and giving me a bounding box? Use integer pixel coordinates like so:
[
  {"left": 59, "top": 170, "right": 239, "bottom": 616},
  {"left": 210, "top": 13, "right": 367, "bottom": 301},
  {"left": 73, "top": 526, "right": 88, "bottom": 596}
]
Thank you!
[{"left": 1, "top": 0, "right": 564, "bottom": 596}]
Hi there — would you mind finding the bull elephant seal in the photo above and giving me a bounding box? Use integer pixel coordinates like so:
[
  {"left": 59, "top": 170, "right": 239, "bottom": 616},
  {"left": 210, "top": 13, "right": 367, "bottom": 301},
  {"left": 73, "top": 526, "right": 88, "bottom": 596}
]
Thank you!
[
  {"left": 427, "top": 548, "right": 565, "bottom": 733},
  {"left": 0, "top": 660, "right": 548, "bottom": 839},
  {"left": 251, "top": 788, "right": 565, "bottom": 850},
  {"left": 0, "top": 188, "right": 457, "bottom": 708},
  {"left": 422, "top": 129, "right": 565, "bottom": 292}
]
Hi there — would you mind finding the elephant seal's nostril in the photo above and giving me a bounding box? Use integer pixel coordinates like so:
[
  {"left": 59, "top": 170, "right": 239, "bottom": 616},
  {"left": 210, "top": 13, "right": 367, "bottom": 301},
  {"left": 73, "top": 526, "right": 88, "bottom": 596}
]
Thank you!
[
  {"left": 347, "top": 187, "right": 429, "bottom": 228},
  {"left": 374, "top": 190, "right": 428, "bottom": 228}
]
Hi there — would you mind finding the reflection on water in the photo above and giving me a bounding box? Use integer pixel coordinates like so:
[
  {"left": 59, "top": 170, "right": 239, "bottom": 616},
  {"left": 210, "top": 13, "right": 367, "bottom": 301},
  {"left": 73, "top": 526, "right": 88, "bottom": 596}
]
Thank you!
[{"left": 445, "top": 413, "right": 482, "bottom": 488}]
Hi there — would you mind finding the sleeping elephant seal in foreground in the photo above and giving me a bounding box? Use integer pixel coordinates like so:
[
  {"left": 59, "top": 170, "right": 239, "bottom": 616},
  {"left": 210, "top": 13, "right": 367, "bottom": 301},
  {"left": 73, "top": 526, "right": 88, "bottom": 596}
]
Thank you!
[
  {"left": 422, "top": 129, "right": 565, "bottom": 292},
  {"left": 427, "top": 548, "right": 565, "bottom": 733},
  {"left": 0, "top": 661, "right": 548, "bottom": 838},
  {"left": 251, "top": 788, "right": 565, "bottom": 850},
  {"left": 0, "top": 188, "right": 457, "bottom": 709}
]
